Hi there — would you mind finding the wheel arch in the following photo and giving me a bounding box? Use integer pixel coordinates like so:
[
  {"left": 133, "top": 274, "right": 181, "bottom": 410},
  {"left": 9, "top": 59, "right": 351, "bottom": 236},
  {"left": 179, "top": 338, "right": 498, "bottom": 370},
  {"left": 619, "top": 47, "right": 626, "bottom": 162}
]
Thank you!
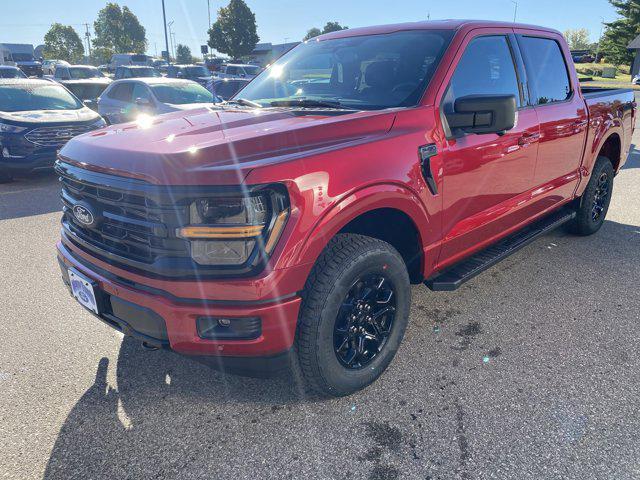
[{"left": 290, "top": 183, "right": 434, "bottom": 284}]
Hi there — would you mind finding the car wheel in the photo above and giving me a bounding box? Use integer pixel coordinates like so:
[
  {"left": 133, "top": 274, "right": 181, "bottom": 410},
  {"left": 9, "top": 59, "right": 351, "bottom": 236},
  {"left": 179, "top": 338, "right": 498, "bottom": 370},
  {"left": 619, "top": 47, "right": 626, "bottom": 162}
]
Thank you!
[
  {"left": 570, "top": 156, "right": 615, "bottom": 236},
  {"left": 295, "top": 234, "right": 411, "bottom": 397}
]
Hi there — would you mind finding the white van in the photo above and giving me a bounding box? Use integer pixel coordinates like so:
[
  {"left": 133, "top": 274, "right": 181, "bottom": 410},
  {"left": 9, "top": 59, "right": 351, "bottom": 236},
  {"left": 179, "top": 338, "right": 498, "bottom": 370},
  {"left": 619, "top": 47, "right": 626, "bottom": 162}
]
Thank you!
[
  {"left": 0, "top": 46, "right": 16, "bottom": 66},
  {"left": 109, "top": 53, "right": 152, "bottom": 71}
]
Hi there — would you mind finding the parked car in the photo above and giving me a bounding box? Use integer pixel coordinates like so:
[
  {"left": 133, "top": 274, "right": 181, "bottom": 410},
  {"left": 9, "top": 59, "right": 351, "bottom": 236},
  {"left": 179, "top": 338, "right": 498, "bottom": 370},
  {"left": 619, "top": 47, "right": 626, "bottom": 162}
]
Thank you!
[
  {"left": 0, "top": 65, "right": 27, "bottom": 79},
  {"left": 218, "top": 63, "right": 262, "bottom": 79},
  {"left": 0, "top": 43, "right": 42, "bottom": 77},
  {"left": 56, "top": 20, "right": 634, "bottom": 396},
  {"left": 0, "top": 79, "right": 105, "bottom": 182},
  {"left": 114, "top": 66, "right": 162, "bottom": 80},
  {"left": 53, "top": 65, "right": 112, "bottom": 106},
  {"left": 42, "top": 59, "right": 69, "bottom": 75},
  {"left": 166, "top": 64, "right": 212, "bottom": 87},
  {"left": 152, "top": 59, "right": 169, "bottom": 74},
  {"left": 207, "top": 77, "right": 250, "bottom": 100},
  {"left": 97, "top": 77, "right": 219, "bottom": 124},
  {"left": 108, "top": 53, "right": 153, "bottom": 72}
]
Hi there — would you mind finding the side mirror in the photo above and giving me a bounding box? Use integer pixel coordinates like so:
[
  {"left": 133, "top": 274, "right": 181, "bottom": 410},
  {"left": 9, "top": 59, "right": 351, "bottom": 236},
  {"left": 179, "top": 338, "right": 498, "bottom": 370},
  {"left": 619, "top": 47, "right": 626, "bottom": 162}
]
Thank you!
[
  {"left": 176, "top": 71, "right": 183, "bottom": 78},
  {"left": 83, "top": 99, "right": 98, "bottom": 111},
  {"left": 135, "top": 97, "right": 151, "bottom": 106},
  {"left": 446, "top": 94, "right": 516, "bottom": 136}
]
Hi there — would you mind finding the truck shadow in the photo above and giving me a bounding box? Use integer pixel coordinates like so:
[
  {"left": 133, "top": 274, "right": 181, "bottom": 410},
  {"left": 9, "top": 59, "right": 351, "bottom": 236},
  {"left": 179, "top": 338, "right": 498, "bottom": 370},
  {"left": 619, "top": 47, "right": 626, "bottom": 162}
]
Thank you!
[
  {"left": 0, "top": 171, "right": 61, "bottom": 220},
  {"left": 42, "top": 219, "right": 640, "bottom": 479},
  {"left": 622, "top": 143, "right": 640, "bottom": 170}
]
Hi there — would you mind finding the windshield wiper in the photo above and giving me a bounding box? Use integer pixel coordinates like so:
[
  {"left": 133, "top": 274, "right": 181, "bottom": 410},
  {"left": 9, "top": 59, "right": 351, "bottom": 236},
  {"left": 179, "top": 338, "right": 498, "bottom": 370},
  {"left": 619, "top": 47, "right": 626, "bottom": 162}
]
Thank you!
[
  {"left": 269, "top": 99, "right": 352, "bottom": 109},
  {"left": 223, "top": 98, "right": 263, "bottom": 108}
]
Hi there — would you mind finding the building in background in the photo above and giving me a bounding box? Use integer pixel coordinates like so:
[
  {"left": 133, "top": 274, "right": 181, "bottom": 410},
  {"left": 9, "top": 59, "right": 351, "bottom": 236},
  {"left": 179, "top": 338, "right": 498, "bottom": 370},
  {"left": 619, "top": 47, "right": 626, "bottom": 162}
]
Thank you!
[{"left": 246, "top": 42, "right": 300, "bottom": 66}]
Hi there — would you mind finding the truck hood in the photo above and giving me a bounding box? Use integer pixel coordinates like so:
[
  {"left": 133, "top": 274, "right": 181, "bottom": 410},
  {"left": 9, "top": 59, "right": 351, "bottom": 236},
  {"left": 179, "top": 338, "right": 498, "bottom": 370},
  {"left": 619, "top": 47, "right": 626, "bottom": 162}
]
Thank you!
[
  {"left": 0, "top": 107, "right": 99, "bottom": 125},
  {"left": 59, "top": 106, "right": 396, "bottom": 185}
]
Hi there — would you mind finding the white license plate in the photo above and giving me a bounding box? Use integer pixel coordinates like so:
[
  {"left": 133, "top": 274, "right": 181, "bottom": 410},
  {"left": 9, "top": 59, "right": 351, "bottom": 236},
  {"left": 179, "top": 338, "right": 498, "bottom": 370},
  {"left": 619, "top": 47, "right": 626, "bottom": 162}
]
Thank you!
[{"left": 68, "top": 268, "right": 99, "bottom": 315}]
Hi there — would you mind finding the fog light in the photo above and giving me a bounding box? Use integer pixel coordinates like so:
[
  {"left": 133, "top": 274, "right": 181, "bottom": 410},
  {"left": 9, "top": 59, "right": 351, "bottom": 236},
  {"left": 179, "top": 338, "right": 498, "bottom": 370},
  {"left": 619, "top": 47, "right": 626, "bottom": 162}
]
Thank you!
[
  {"left": 197, "top": 316, "right": 261, "bottom": 340},
  {"left": 2, "top": 147, "right": 9, "bottom": 158}
]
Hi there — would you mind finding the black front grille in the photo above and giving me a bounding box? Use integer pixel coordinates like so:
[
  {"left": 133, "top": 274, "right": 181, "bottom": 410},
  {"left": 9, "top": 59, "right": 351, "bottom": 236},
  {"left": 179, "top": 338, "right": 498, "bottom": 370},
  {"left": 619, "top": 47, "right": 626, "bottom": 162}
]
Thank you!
[
  {"left": 25, "top": 123, "right": 97, "bottom": 148},
  {"left": 57, "top": 162, "right": 192, "bottom": 271}
]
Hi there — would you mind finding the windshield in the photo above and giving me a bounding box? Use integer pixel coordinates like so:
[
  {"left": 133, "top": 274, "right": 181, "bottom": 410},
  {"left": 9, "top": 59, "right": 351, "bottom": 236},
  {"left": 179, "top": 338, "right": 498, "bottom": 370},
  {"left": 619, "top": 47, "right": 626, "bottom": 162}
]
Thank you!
[
  {"left": 0, "top": 84, "right": 83, "bottom": 112},
  {"left": 11, "top": 53, "right": 35, "bottom": 62},
  {"left": 243, "top": 65, "right": 261, "bottom": 75},
  {"left": 184, "top": 66, "right": 210, "bottom": 77},
  {"left": 0, "top": 68, "right": 26, "bottom": 79},
  {"left": 136, "top": 68, "right": 161, "bottom": 77},
  {"left": 151, "top": 82, "right": 214, "bottom": 104},
  {"left": 68, "top": 67, "right": 103, "bottom": 79},
  {"left": 239, "top": 30, "right": 453, "bottom": 110}
]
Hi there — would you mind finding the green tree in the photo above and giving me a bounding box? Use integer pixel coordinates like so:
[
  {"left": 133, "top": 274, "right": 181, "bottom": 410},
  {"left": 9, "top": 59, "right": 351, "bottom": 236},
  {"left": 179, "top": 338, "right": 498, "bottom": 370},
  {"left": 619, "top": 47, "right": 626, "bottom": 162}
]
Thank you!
[
  {"left": 43, "top": 23, "right": 85, "bottom": 62},
  {"left": 302, "top": 22, "right": 348, "bottom": 41},
  {"left": 600, "top": 0, "right": 640, "bottom": 66},
  {"left": 303, "top": 27, "right": 322, "bottom": 41},
  {"left": 564, "top": 28, "right": 591, "bottom": 50},
  {"left": 208, "top": 0, "right": 259, "bottom": 60},
  {"left": 175, "top": 44, "right": 192, "bottom": 64},
  {"left": 93, "top": 2, "right": 147, "bottom": 61}
]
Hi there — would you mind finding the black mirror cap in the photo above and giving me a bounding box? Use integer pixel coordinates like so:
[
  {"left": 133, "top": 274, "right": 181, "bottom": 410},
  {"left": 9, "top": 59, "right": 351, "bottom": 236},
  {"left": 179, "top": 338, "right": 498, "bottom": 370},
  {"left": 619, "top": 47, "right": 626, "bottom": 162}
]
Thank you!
[{"left": 447, "top": 94, "right": 517, "bottom": 136}]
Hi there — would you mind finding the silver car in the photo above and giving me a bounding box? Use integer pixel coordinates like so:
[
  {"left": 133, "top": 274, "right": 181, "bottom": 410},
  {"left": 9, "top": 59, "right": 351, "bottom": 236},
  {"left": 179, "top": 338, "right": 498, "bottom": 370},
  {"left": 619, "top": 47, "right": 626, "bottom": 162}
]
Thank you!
[{"left": 97, "top": 77, "right": 220, "bottom": 125}]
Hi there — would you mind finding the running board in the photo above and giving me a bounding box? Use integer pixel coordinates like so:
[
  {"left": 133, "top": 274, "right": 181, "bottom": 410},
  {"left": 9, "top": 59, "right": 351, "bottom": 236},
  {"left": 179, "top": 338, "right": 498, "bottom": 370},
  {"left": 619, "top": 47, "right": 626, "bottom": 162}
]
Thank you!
[{"left": 425, "top": 208, "right": 576, "bottom": 292}]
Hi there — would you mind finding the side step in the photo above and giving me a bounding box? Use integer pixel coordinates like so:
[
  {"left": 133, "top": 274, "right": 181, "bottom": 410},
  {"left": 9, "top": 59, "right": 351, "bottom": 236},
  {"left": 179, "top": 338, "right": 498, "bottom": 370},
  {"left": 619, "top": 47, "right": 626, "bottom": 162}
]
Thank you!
[{"left": 425, "top": 208, "right": 576, "bottom": 292}]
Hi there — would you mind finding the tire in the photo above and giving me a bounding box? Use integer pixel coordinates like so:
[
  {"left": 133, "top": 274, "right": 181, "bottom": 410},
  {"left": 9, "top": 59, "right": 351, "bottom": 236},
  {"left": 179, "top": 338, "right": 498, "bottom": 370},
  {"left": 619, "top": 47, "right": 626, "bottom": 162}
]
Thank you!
[
  {"left": 570, "top": 156, "right": 615, "bottom": 236},
  {"left": 295, "top": 234, "right": 411, "bottom": 397}
]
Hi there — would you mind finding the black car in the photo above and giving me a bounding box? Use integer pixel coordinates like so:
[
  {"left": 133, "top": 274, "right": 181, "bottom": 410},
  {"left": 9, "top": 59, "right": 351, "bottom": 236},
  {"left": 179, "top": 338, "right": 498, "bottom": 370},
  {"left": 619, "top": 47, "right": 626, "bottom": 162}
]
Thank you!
[
  {"left": 0, "top": 79, "right": 106, "bottom": 182},
  {"left": 166, "top": 64, "right": 212, "bottom": 87},
  {"left": 53, "top": 66, "right": 112, "bottom": 106},
  {"left": 114, "top": 66, "right": 162, "bottom": 80},
  {"left": 207, "top": 78, "right": 250, "bottom": 101}
]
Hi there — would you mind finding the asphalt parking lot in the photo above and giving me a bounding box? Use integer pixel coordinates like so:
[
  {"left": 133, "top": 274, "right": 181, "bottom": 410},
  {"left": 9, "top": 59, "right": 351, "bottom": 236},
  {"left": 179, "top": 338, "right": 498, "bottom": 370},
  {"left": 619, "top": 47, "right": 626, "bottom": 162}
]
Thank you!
[{"left": 1, "top": 123, "right": 639, "bottom": 480}]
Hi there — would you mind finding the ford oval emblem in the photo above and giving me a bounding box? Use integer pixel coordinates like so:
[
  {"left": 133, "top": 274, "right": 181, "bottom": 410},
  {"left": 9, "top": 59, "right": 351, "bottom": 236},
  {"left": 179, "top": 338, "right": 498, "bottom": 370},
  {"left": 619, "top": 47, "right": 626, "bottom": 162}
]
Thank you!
[{"left": 72, "top": 205, "right": 95, "bottom": 227}]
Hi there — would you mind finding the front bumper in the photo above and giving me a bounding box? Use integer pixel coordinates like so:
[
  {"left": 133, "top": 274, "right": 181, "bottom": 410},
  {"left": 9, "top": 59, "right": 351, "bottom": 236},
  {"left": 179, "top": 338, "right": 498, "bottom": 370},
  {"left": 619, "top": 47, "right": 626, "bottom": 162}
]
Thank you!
[
  {"left": 57, "top": 241, "right": 303, "bottom": 369},
  {"left": 0, "top": 148, "right": 58, "bottom": 173}
]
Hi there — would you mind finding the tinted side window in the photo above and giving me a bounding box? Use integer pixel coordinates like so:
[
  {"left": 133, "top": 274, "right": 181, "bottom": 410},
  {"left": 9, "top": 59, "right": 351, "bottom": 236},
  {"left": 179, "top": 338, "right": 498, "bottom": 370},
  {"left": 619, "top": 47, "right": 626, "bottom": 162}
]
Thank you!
[
  {"left": 132, "top": 83, "right": 151, "bottom": 101},
  {"left": 445, "top": 36, "right": 521, "bottom": 110},
  {"left": 226, "top": 66, "right": 239, "bottom": 75},
  {"left": 108, "top": 83, "right": 134, "bottom": 102},
  {"left": 519, "top": 36, "right": 571, "bottom": 105}
]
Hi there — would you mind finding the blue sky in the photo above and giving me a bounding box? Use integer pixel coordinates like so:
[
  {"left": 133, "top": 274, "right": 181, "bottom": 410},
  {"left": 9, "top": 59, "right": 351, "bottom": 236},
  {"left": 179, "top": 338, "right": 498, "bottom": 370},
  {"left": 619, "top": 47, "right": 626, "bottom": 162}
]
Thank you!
[{"left": 0, "top": 0, "right": 618, "bottom": 57}]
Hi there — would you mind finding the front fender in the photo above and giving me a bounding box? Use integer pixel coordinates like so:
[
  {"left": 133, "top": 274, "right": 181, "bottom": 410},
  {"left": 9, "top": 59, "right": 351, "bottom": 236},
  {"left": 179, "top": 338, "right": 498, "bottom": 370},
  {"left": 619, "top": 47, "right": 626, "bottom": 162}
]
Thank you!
[{"left": 276, "top": 182, "right": 436, "bottom": 278}]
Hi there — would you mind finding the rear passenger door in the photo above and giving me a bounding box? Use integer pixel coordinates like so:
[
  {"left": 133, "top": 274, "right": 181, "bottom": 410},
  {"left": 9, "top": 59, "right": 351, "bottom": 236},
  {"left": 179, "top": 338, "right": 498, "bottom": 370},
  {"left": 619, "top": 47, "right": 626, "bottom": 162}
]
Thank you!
[{"left": 516, "top": 32, "right": 588, "bottom": 209}]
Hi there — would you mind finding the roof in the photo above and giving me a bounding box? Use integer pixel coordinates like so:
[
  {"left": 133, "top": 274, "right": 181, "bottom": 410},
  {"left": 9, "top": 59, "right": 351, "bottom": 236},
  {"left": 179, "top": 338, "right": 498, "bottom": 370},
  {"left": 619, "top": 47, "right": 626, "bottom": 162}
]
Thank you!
[
  {"left": 0, "top": 78, "right": 57, "bottom": 86},
  {"left": 316, "top": 19, "right": 561, "bottom": 41},
  {"left": 0, "top": 65, "right": 20, "bottom": 69},
  {"left": 110, "top": 77, "right": 193, "bottom": 86},
  {"left": 628, "top": 34, "right": 640, "bottom": 49}
]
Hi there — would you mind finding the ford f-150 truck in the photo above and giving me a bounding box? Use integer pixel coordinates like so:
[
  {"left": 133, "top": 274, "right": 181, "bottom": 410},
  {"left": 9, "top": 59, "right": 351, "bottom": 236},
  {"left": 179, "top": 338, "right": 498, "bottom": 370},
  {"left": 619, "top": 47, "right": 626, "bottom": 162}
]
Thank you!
[{"left": 56, "top": 20, "right": 635, "bottom": 397}]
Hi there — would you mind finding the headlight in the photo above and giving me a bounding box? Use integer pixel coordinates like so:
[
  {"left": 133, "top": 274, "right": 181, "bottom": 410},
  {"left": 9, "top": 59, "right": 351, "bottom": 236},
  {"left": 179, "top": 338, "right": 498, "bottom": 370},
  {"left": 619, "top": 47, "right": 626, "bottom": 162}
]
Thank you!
[
  {"left": 177, "top": 187, "right": 290, "bottom": 267},
  {"left": 0, "top": 122, "right": 27, "bottom": 134},
  {"left": 90, "top": 117, "right": 107, "bottom": 129}
]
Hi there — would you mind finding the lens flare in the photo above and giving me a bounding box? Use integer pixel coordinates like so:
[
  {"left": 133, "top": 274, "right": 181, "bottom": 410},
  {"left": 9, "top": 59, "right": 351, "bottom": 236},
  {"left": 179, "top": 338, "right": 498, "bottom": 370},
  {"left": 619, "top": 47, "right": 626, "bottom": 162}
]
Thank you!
[
  {"left": 136, "top": 114, "right": 154, "bottom": 129},
  {"left": 269, "top": 64, "right": 285, "bottom": 78}
]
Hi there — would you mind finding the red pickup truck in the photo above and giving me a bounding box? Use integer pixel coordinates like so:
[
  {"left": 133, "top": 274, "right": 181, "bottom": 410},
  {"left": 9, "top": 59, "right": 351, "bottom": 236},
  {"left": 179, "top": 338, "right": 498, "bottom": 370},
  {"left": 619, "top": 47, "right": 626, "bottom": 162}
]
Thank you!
[{"left": 56, "top": 20, "right": 635, "bottom": 396}]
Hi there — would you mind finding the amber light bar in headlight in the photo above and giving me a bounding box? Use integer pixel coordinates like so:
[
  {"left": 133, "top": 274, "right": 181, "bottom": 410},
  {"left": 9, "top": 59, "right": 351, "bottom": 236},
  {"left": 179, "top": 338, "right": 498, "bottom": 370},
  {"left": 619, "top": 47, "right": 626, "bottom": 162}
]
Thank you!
[{"left": 177, "top": 225, "right": 265, "bottom": 239}]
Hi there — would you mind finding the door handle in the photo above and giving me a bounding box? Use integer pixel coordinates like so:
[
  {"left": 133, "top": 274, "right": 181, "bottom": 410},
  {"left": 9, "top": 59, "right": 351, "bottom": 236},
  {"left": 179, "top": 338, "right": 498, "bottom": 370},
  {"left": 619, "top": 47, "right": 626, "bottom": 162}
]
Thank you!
[{"left": 518, "top": 132, "right": 541, "bottom": 146}]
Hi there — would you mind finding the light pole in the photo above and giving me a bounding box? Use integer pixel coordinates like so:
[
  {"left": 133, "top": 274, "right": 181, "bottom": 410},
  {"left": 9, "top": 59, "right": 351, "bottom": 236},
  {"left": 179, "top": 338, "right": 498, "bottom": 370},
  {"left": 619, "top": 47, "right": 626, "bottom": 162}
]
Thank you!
[
  {"left": 162, "top": 0, "right": 170, "bottom": 63},
  {"left": 596, "top": 17, "right": 605, "bottom": 62},
  {"left": 207, "top": 0, "right": 212, "bottom": 30},
  {"left": 511, "top": 1, "right": 518, "bottom": 22},
  {"left": 168, "top": 20, "right": 175, "bottom": 60}
]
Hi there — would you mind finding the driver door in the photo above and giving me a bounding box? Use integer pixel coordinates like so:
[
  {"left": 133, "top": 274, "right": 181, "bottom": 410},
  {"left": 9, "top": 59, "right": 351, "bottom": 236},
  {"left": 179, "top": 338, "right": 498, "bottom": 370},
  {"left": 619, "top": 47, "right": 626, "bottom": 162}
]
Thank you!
[{"left": 435, "top": 32, "right": 540, "bottom": 268}]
